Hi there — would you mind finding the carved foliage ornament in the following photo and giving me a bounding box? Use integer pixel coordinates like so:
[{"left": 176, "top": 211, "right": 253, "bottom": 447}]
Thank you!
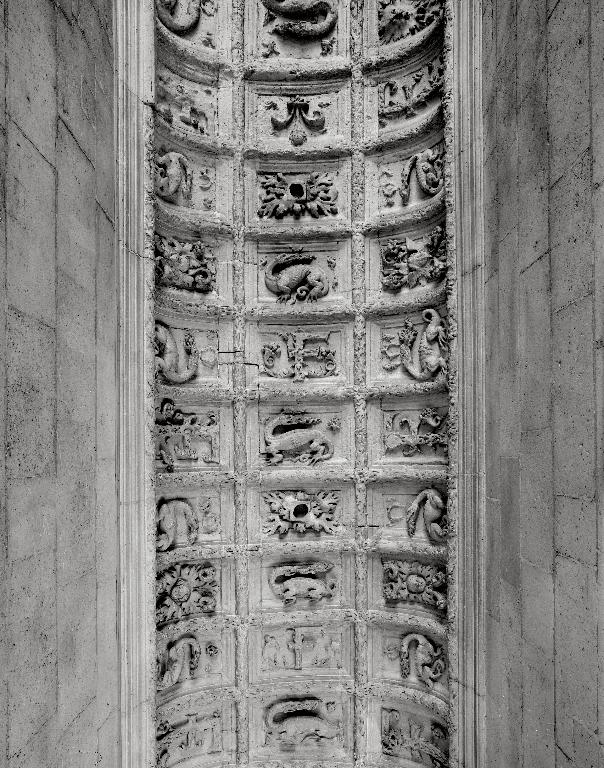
[
  {"left": 382, "top": 559, "right": 446, "bottom": 611},
  {"left": 262, "top": 409, "right": 340, "bottom": 465},
  {"left": 270, "top": 561, "right": 336, "bottom": 604},
  {"left": 156, "top": 562, "right": 218, "bottom": 624},
  {"left": 384, "top": 633, "right": 447, "bottom": 688},
  {"left": 387, "top": 487, "right": 448, "bottom": 543},
  {"left": 155, "top": 235, "right": 216, "bottom": 293},
  {"left": 381, "top": 709, "right": 448, "bottom": 767},
  {"left": 262, "top": 330, "right": 338, "bottom": 381},
  {"left": 381, "top": 309, "right": 449, "bottom": 381},
  {"left": 384, "top": 407, "right": 448, "bottom": 457},
  {"left": 378, "top": 0, "right": 443, "bottom": 45},
  {"left": 264, "top": 249, "right": 331, "bottom": 303},
  {"left": 379, "top": 56, "right": 444, "bottom": 127},
  {"left": 260, "top": 0, "right": 338, "bottom": 40},
  {"left": 156, "top": 0, "right": 215, "bottom": 35},
  {"left": 258, "top": 172, "right": 339, "bottom": 219},
  {"left": 381, "top": 225, "right": 446, "bottom": 292},
  {"left": 264, "top": 698, "right": 342, "bottom": 752},
  {"left": 263, "top": 489, "right": 340, "bottom": 536},
  {"left": 156, "top": 497, "right": 220, "bottom": 551}
]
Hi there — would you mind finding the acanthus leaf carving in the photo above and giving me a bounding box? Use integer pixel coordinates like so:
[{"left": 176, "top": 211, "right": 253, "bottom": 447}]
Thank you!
[
  {"left": 156, "top": 562, "right": 218, "bottom": 625},
  {"left": 262, "top": 409, "right": 336, "bottom": 465},
  {"left": 263, "top": 489, "right": 340, "bottom": 536},
  {"left": 381, "top": 225, "right": 447, "bottom": 292},
  {"left": 154, "top": 235, "right": 217, "bottom": 293},
  {"left": 260, "top": 0, "right": 338, "bottom": 40},
  {"left": 382, "top": 559, "right": 447, "bottom": 611},
  {"left": 378, "top": 0, "right": 443, "bottom": 46},
  {"left": 264, "top": 249, "right": 330, "bottom": 303},
  {"left": 381, "top": 309, "right": 449, "bottom": 380},
  {"left": 269, "top": 561, "right": 336, "bottom": 604},
  {"left": 258, "top": 172, "right": 339, "bottom": 219}
]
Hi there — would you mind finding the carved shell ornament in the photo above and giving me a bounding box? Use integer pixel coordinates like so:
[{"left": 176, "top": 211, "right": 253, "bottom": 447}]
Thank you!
[
  {"left": 156, "top": 0, "right": 216, "bottom": 35},
  {"left": 261, "top": 0, "right": 338, "bottom": 40}
]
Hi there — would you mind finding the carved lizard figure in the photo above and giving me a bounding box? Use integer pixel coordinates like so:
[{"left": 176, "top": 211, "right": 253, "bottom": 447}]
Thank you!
[
  {"left": 262, "top": 411, "right": 333, "bottom": 465},
  {"left": 264, "top": 251, "right": 330, "bottom": 303}
]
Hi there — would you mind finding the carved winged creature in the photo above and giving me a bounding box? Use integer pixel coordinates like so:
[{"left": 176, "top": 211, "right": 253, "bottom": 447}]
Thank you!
[
  {"left": 261, "top": 0, "right": 338, "bottom": 39},
  {"left": 264, "top": 251, "right": 330, "bottom": 303}
]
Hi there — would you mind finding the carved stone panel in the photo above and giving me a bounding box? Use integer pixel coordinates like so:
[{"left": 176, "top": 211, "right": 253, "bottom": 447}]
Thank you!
[
  {"left": 155, "top": 0, "right": 232, "bottom": 57},
  {"left": 246, "top": 79, "right": 351, "bottom": 149},
  {"left": 250, "top": 622, "right": 353, "bottom": 682},
  {"left": 154, "top": 399, "right": 233, "bottom": 473},
  {"left": 246, "top": 159, "right": 350, "bottom": 230},
  {"left": 248, "top": 402, "right": 354, "bottom": 471},
  {"left": 248, "top": 688, "right": 352, "bottom": 765},
  {"left": 246, "top": 238, "right": 352, "bottom": 311},
  {"left": 157, "top": 693, "right": 236, "bottom": 767},
  {"left": 245, "top": 0, "right": 350, "bottom": 61},
  {"left": 364, "top": 0, "right": 445, "bottom": 54},
  {"left": 246, "top": 321, "right": 352, "bottom": 388},
  {"left": 367, "top": 483, "right": 448, "bottom": 546},
  {"left": 156, "top": 485, "right": 235, "bottom": 549},
  {"left": 367, "top": 396, "right": 449, "bottom": 468},
  {"left": 247, "top": 483, "right": 353, "bottom": 542},
  {"left": 157, "top": 621, "right": 235, "bottom": 698},
  {"left": 367, "top": 308, "right": 449, "bottom": 391},
  {"left": 369, "top": 554, "right": 447, "bottom": 616},
  {"left": 249, "top": 552, "right": 353, "bottom": 612}
]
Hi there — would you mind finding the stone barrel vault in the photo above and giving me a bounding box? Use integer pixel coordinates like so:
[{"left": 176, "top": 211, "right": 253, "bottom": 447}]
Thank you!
[{"left": 151, "top": 1, "right": 458, "bottom": 766}]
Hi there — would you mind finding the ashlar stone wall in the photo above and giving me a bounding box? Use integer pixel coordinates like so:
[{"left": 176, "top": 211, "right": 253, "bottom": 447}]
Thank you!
[
  {"left": 0, "top": 0, "right": 118, "bottom": 766},
  {"left": 483, "top": 0, "right": 604, "bottom": 766},
  {"left": 152, "top": 1, "right": 456, "bottom": 767}
]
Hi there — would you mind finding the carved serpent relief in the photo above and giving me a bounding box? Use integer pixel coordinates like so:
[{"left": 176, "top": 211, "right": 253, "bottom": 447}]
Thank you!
[
  {"left": 270, "top": 561, "right": 337, "bottom": 604},
  {"left": 264, "top": 250, "right": 331, "bottom": 303},
  {"left": 156, "top": 0, "right": 215, "bottom": 35},
  {"left": 263, "top": 489, "right": 340, "bottom": 535},
  {"left": 264, "top": 697, "right": 342, "bottom": 752},
  {"left": 260, "top": 0, "right": 338, "bottom": 40},
  {"left": 156, "top": 497, "right": 219, "bottom": 551},
  {"left": 381, "top": 309, "right": 449, "bottom": 380},
  {"left": 380, "top": 142, "right": 445, "bottom": 209},
  {"left": 157, "top": 633, "right": 221, "bottom": 689},
  {"left": 262, "top": 409, "right": 339, "bottom": 465},
  {"left": 384, "top": 632, "right": 447, "bottom": 688},
  {"left": 382, "top": 559, "right": 446, "bottom": 611}
]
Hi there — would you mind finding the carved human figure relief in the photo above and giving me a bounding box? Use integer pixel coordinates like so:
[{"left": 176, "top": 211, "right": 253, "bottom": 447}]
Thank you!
[
  {"left": 269, "top": 561, "right": 337, "bottom": 605},
  {"left": 382, "top": 559, "right": 447, "bottom": 611},
  {"left": 381, "top": 309, "right": 449, "bottom": 381},
  {"left": 263, "top": 490, "right": 340, "bottom": 535}
]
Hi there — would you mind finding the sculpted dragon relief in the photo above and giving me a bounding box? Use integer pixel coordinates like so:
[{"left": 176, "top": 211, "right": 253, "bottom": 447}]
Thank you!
[
  {"left": 270, "top": 561, "right": 336, "bottom": 605},
  {"left": 262, "top": 410, "right": 339, "bottom": 465},
  {"left": 264, "top": 250, "right": 330, "bottom": 303},
  {"left": 264, "top": 698, "right": 342, "bottom": 752},
  {"left": 260, "top": 0, "right": 338, "bottom": 40},
  {"left": 381, "top": 308, "right": 449, "bottom": 381}
]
